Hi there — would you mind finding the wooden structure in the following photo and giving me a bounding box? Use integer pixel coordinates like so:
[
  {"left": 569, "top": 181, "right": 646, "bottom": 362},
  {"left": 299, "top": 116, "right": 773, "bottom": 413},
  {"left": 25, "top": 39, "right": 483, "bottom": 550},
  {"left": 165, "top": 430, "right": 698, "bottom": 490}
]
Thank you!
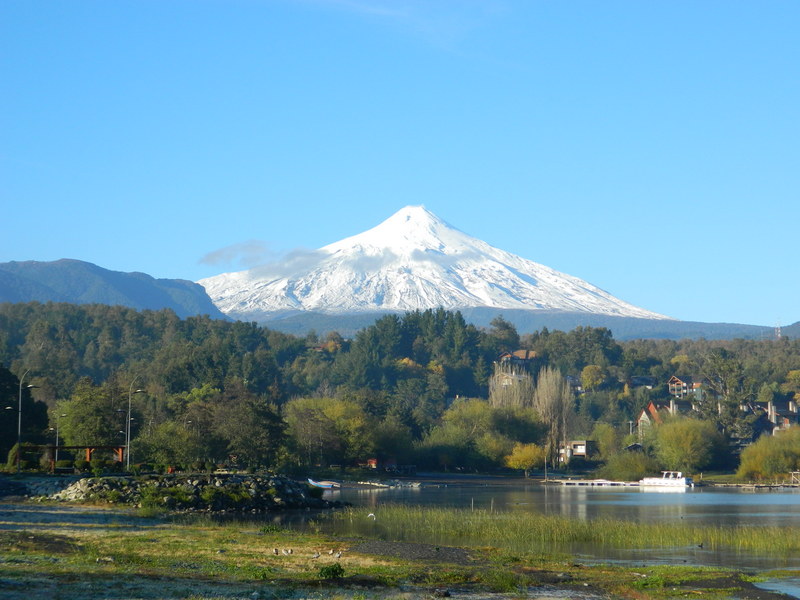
[{"left": 17, "top": 444, "right": 125, "bottom": 473}]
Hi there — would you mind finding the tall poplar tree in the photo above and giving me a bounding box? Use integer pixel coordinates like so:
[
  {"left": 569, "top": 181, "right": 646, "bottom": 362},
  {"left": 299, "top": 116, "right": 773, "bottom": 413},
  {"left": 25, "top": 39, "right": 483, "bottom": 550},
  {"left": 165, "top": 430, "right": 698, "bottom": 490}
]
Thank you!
[{"left": 532, "top": 366, "right": 574, "bottom": 468}]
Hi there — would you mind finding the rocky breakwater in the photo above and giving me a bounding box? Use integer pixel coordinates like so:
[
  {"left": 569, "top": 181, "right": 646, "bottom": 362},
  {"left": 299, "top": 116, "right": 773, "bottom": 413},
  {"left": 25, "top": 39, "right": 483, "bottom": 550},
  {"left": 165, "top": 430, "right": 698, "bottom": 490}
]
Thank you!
[{"left": 49, "top": 474, "right": 339, "bottom": 513}]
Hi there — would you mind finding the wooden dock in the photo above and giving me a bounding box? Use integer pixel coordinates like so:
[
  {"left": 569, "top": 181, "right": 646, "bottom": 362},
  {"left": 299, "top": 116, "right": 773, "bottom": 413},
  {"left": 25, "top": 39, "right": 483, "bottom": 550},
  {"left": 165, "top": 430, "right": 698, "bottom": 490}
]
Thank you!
[
  {"left": 709, "top": 482, "right": 800, "bottom": 490},
  {"left": 548, "top": 478, "right": 639, "bottom": 487}
]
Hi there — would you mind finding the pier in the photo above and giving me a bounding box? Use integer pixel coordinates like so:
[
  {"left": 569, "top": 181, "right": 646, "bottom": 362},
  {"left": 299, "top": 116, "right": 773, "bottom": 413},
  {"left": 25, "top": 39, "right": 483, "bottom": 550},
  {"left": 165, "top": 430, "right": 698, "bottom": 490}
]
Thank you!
[{"left": 548, "top": 478, "right": 639, "bottom": 487}]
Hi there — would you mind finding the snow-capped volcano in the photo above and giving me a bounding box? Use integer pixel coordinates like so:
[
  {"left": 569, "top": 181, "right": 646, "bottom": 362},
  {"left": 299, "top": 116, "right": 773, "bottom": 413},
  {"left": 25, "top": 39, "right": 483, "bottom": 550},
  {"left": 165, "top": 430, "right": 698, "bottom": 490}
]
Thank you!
[{"left": 198, "top": 206, "right": 670, "bottom": 322}]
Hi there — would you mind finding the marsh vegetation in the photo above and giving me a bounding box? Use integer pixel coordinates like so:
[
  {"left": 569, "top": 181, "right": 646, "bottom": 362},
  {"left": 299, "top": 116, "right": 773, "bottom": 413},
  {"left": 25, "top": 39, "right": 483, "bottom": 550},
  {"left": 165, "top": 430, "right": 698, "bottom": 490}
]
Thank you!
[{"left": 0, "top": 500, "right": 794, "bottom": 599}]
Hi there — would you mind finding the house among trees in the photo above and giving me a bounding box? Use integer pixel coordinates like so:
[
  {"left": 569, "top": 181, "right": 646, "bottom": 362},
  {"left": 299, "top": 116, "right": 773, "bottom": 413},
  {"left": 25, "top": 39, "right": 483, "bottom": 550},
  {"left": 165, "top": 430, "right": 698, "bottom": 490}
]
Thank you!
[
  {"left": 565, "top": 375, "right": 584, "bottom": 394},
  {"left": 559, "top": 440, "right": 598, "bottom": 463},
  {"left": 498, "top": 349, "right": 537, "bottom": 364},
  {"left": 667, "top": 375, "right": 704, "bottom": 399},
  {"left": 637, "top": 399, "right": 694, "bottom": 434},
  {"left": 759, "top": 398, "right": 800, "bottom": 434},
  {"left": 490, "top": 350, "right": 538, "bottom": 407},
  {"left": 495, "top": 350, "right": 539, "bottom": 385}
]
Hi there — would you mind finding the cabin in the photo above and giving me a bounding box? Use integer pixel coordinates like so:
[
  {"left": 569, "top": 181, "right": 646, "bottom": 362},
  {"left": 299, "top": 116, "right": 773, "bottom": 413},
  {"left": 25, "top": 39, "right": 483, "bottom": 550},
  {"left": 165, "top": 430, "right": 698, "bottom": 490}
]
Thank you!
[
  {"left": 667, "top": 375, "right": 704, "bottom": 399},
  {"left": 490, "top": 350, "right": 537, "bottom": 403},
  {"left": 565, "top": 375, "right": 584, "bottom": 394},
  {"left": 559, "top": 440, "right": 598, "bottom": 463},
  {"left": 762, "top": 399, "right": 800, "bottom": 434},
  {"left": 498, "top": 349, "right": 537, "bottom": 364},
  {"left": 637, "top": 399, "right": 693, "bottom": 434},
  {"left": 496, "top": 349, "right": 538, "bottom": 376}
]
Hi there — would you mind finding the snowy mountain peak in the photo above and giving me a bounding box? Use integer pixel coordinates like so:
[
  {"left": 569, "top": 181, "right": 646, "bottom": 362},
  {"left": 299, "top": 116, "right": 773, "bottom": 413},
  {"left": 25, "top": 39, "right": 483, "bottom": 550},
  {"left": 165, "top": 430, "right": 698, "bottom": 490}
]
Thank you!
[
  {"left": 198, "top": 207, "right": 671, "bottom": 323},
  {"left": 325, "top": 205, "right": 466, "bottom": 257}
]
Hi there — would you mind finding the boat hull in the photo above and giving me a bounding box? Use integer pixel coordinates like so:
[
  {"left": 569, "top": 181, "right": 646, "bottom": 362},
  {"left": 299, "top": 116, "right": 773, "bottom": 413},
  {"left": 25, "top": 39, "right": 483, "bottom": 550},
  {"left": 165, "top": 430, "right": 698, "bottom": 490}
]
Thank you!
[
  {"left": 639, "top": 471, "right": 693, "bottom": 488},
  {"left": 307, "top": 478, "right": 340, "bottom": 489}
]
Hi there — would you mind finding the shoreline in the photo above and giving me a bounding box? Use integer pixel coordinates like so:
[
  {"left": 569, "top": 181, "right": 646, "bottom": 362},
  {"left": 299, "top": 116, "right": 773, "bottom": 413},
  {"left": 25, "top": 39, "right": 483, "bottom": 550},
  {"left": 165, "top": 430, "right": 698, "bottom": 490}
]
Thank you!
[{"left": 0, "top": 494, "right": 797, "bottom": 600}]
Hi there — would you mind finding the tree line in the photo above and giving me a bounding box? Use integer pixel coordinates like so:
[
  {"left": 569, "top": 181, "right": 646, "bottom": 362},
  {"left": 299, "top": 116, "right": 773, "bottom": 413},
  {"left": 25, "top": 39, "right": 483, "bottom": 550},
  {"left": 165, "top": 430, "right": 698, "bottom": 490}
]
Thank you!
[{"left": 1, "top": 301, "right": 799, "bottom": 479}]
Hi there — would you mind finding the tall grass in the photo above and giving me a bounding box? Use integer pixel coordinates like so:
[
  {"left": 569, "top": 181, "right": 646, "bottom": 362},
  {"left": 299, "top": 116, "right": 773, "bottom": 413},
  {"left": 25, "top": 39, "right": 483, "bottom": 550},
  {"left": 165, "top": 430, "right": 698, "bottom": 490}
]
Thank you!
[{"left": 329, "top": 504, "right": 798, "bottom": 555}]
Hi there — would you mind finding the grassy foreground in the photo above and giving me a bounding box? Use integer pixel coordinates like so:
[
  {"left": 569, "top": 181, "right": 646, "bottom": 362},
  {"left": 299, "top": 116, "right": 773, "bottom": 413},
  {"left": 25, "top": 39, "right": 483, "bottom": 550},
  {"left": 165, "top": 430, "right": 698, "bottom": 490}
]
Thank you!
[{"left": 0, "top": 502, "right": 794, "bottom": 600}]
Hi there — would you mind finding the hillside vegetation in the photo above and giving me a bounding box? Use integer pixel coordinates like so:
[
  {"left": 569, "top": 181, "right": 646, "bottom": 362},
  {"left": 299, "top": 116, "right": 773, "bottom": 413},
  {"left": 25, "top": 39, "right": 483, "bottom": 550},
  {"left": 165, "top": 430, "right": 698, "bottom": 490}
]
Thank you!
[{"left": 2, "top": 301, "right": 799, "bottom": 479}]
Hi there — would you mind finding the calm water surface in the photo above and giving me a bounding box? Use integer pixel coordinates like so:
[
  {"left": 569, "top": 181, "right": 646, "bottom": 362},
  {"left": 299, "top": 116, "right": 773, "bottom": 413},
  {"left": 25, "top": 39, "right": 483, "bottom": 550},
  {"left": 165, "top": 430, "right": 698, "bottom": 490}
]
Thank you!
[
  {"left": 298, "top": 479, "right": 800, "bottom": 595},
  {"left": 325, "top": 481, "right": 800, "bottom": 528},
  {"left": 250, "top": 480, "right": 800, "bottom": 599}
]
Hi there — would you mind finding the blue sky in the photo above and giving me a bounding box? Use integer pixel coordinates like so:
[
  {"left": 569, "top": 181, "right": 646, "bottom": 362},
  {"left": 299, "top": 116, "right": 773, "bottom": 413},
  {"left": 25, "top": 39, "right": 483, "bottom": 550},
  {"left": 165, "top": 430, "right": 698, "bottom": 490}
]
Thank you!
[{"left": 2, "top": 1, "right": 798, "bottom": 327}]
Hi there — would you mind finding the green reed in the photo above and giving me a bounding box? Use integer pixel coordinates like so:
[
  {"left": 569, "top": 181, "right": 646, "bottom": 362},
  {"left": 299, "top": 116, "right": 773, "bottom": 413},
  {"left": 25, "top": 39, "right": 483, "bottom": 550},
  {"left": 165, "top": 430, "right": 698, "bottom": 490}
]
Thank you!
[{"left": 330, "top": 504, "right": 798, "bottom": 555}]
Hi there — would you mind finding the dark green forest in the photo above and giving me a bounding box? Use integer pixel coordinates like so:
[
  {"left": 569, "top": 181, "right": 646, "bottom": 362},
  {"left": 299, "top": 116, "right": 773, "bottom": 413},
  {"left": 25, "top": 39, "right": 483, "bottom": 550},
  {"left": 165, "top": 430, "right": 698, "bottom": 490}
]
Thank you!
[{"left": 2, "top": 302, "right": 799, "bottom": 479}]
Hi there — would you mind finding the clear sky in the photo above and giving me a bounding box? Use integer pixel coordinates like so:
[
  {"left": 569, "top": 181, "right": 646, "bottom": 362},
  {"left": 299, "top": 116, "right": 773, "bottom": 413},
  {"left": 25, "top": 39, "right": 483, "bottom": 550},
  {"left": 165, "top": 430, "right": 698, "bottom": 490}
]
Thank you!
[{"left": 2, "top": 1, "right": 798, "bottom": 327}]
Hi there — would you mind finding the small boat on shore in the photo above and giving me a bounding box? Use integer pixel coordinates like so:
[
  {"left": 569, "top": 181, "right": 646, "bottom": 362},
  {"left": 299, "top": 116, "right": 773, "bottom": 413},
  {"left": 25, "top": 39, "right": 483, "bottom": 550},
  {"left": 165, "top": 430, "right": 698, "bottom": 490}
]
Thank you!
[
  {"left": 639, "top": 471, "right": 694, "bottom": 488},
  {"left": 307, "top": 478, "right": 341, "bottom": 489}
]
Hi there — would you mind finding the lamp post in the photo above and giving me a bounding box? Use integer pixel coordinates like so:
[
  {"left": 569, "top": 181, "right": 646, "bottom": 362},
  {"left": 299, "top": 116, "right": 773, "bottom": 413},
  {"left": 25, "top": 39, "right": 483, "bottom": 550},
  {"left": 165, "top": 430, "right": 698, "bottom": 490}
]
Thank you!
[
  {"left": 126, "top": 378, "right": 145, "bottom": 471},
  {"left": 17, "top": 369, "right": 38, "bottom": 473},
  {"left": 54, "top": 413, "right": 67, "bottom": 463}
]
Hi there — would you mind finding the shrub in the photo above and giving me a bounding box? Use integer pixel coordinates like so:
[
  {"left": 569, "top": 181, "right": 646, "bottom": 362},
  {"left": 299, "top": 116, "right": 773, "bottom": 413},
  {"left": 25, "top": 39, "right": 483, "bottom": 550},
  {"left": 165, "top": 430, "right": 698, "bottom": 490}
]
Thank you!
[
  {"left": 318, "top": 563, "right": 345, "bottom": 579},
  {"left": 139, "top": 484, "right": 161, "bottom": 509},
  {"left": 104, "top": 489, "right": 122, "bottom": 503},
  {"left": 306, "top": 484, "right": 324, "bottom": 500},
  {"left": 737, "top": 427, "right": 800, "bottom": 480},
  {"left": 74, "top": 459, "right": 89, "bottom": 472},
  {"left": 140, "top": 484, "right": 195, "bottom": 509},
  {"left": 199, "top": 484, "right": 250, "bottom": 510},
  {"left": 200, "top": 485, "right": 224, "bottom": 508},
  {"left": 5, "top": 443, "right": 20, "bottom": 471},
  {"left": 596, "top": 451, "right": 660, "bottom": 481}
]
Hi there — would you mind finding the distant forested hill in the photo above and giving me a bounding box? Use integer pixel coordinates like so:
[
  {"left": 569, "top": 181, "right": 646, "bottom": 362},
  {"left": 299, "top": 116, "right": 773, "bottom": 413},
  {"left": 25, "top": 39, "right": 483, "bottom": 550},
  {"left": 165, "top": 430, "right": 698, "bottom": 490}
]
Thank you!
[
  {"left": 2, "top": 302, "right": 799, "bottom": 408},
  {"left": 259, "top": 307, "right": 782, "bottom": 341},
  {"left": 3, "top": 302, "right": 800, "bottom": 470},
  {"left": 0, "top": 259, "right": 227, "bottom": 320}
]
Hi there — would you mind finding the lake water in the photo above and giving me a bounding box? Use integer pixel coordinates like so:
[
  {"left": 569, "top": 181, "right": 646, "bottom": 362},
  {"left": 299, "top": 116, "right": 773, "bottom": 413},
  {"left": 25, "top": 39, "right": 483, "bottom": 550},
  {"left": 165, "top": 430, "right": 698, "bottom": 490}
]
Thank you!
[
  {"left": 324, "top": 480, "right": 800, "bottom": 529},
  {"left": 301, "top": 479, "right": 800, "bottom": 596}
]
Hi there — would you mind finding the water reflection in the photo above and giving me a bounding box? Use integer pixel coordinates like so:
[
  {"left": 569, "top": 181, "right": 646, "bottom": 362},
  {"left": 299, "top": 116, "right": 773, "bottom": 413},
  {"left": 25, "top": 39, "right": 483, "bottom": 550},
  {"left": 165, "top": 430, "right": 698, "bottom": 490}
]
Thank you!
[
  {"left": 324, "top": 483, "right": 800, "bottom": 529},
  {"left": 247, "top": 482, "right": 800, "bottom": 597},
  {"left": 297, "top": 482, "right": 800, "bottom": 575}
]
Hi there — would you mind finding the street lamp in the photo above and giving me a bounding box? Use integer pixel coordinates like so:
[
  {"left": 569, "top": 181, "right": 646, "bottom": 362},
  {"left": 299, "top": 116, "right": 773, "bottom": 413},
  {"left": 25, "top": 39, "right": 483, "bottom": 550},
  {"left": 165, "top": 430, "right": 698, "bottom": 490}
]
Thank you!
[
  {"left": 126, "top": 378, "right": 145, "bottom": 470},
  {"left": 54, "top": 413, "right": 67, "bottom": 463},
  {"left": 17, "top": 369, "right": 38, "bottom": 473}
]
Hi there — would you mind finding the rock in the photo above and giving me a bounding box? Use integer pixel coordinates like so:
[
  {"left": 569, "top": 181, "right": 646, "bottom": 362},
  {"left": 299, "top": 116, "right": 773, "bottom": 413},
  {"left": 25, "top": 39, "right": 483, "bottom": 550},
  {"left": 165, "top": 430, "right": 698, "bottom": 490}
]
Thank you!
[{"left": 43, "top": 473, "right": 337, "bottom": 513}]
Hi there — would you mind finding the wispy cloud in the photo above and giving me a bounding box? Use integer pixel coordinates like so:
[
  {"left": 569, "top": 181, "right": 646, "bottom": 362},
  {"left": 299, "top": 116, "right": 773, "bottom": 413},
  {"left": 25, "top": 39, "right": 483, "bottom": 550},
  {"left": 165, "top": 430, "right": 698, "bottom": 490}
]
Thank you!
[
  {"left": 298, "top": 0, "right": 507, "bottom": 49},
  {"left": 248, "top": 247, "right": 329, "bottom": 279},
  {"left": 199, "top": 240, "right": 274, "bottom": 269},
  {"left": 201, "top": 240, "right": 477, "bottom": 280},
  {"left": 248, "top": 247, "right": 401, "bottom": 279}
]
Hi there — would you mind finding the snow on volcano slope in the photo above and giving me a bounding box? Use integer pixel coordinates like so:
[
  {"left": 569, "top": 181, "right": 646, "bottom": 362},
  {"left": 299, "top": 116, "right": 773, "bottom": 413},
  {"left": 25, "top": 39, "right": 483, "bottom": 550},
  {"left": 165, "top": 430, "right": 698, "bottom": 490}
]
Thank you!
[{"left": 198, "top": 206, "right": 671, "bottom": 322}]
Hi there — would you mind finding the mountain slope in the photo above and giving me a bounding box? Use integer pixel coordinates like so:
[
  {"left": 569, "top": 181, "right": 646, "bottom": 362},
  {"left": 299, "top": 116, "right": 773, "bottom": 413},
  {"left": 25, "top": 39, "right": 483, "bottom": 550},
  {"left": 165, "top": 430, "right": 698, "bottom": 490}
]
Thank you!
[
  {"left": 199, "top": 206, "right": 670, "bottom": 323},
  {"left": 0, "top": 259, "right": 228, "bottom": 320},
  {"left": 259, "top": 308, "right": 778, "bottom": 341}
]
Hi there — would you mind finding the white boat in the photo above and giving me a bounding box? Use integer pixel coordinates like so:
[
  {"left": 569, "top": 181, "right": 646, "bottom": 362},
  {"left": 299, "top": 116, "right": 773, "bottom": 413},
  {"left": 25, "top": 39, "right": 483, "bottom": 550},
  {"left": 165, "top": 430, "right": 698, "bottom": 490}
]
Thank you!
[
  {"left": 639, "top": 471, "right": 694, "bottom": 488},
  {"left": 307, "top": 478, "right": 341, "bottom": 489}
]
